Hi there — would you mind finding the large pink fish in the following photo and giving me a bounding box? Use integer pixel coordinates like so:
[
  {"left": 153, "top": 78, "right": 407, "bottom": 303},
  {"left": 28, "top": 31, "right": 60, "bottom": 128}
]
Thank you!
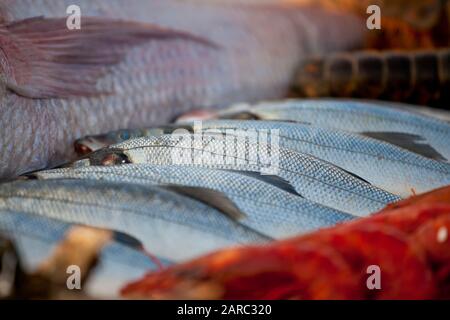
[{"left": 0, "top": 0, "right": 365, "bottom": 179}]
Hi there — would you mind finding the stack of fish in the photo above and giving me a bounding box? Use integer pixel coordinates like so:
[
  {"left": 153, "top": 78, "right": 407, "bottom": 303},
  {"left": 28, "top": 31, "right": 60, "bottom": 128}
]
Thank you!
[
  {"left": 1, "top": 98, "right": 450, "bottom": 298},
  {"left": 0, "top": 0, "right": 450, "bottom": 299}
]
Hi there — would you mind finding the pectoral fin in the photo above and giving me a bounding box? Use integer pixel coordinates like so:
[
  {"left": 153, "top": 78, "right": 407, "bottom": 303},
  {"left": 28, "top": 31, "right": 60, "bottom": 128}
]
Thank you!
[
  {"left": 0, "top": 16, "right": 217, "bottom": 99},
  {"left": 226, "top": 170, "right": 303, "bottom": 197},
  {"left": 362, "top": 131, "right": 447, "bottom": 161},
  {"left": 166, "top": 185, "right": 246, "bottom": 221}
]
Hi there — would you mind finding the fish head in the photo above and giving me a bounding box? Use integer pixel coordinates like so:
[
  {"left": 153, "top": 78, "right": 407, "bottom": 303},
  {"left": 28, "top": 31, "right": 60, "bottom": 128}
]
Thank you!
[
  {"left": 87, "top": 149, "right": 132, "bottom": 167},
  {"left": 74, "top": 126, "right": 195, "bottom": 156}
]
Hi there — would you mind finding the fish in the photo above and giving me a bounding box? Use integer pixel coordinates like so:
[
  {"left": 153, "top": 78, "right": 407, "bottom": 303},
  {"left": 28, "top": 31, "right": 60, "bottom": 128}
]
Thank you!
[
  {"left": 122, "top": 200, "right": 450, "bottom": 300},
  {"left": 293, "top": 48, "right": 450, "bottom": 106},
  {"left": 0, "top": 179, "right": 270, "bottom": 262},
  {"left": 0, "top": 0, "right": 366, "bottom": 180},
  {"left": 75, "top": 120, "right": 450, "bottom": 198},
  {"left": 213, "top": 99, "right": 450, "bottom": 162},
  {"left": 78, "top": 134, "right": 401, "bottom": 215},
  {"left": 31, "top": 164, "right": 355, "bottom": 238},
  {"left": 0, "top": 210, "right": 171, "bottom": 298}
]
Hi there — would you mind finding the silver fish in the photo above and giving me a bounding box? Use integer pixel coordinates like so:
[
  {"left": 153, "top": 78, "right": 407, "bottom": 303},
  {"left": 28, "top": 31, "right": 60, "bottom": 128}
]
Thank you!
[
  {"left": 0, "top": 179, "right": 269, "bottom": 261},
  {"left": 181, "top": 120, "right": 450, "bottom": 197},
  {"left": 0, "top": 0, "right": 365, "bottom": 179},
  {"left": 74, "top": 120, "right": 450, "bottom": 197},
  {"left": 0, "top": 210, "right": 170, "bottom": 298},
  {"left": 32, "top": 164, "right": 355, "bottom": 238},
  {"left": 214, "top": 99, "right": 450, "bottom": 162},
  {"left": 79, "top": 134, "right": 401, "bottom": 215}
]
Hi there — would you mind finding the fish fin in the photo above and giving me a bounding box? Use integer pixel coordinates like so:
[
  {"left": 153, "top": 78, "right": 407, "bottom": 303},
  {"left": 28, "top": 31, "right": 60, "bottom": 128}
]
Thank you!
[
  {"left": 112, "top": 231, "right": 144, "bottom": 251},
  {"left": 112, "top": 230, "right": 165, "bottom": 270},
  {"left": 340, "top": 167, "right": 371, "bottom": 184},
  {"left": 225, "top": 170, "right": 303, "bottom": 197},
  {"left": 0, "top": 16, "right": 218, "bottom": 99},
  {"left": 361, "top": 131, "right": 447, "bottom": 161},
  {"left": 165, "top": 185, "right": 246, "bottom": 221},
  {"left": 221, "top": 112, "right": 263, "bottom": 121},
  {"left": 265, "top": 119, "right": 312, "bottom": 125}
]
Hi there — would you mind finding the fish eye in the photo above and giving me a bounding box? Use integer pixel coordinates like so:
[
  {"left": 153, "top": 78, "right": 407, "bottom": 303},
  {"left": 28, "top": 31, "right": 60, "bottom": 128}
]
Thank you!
[
  {"left": 101, "top": 153, "right": 131, "bottom": 166},
  {"left": 119, "top": 131, "right": 130, "bottom": 140}
]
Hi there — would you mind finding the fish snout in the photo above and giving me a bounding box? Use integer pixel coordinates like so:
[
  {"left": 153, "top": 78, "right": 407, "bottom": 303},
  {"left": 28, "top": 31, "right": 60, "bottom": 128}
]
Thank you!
[{"left": 87, "top": 150, "right": 131, "bottom": 167}]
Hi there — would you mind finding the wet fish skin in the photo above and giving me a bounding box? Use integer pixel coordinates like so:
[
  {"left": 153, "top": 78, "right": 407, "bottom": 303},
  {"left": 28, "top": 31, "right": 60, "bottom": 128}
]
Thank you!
[
  {"left": 217, "top": 99, "right": 450, "bottom": 161},
  {"left": 75, "top": 120, "right": 450, "bottom": 197},
  {"left": 80, "top": 134, "right": 401, "bottom": 216},
  {"left": 0, "top": 179, "right": 269, "bottom": 261},
  {"left": 33, "top": 164, "right": 355, "bottom": 238},
  {"left": 0, "top": 0, "right": 365, "bottom": 180},
  {"left": 0, "top": 210, "right": 169, "bottom": 298},
  {"left": 182, "top": 120, "right": 450, "bottom": 197}
]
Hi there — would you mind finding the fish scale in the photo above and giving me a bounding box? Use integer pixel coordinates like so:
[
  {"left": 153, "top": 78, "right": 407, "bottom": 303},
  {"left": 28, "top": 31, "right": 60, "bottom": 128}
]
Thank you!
[
  {"left": 0, "top": 0, "right": 365, "bottom": 179},
  {"left": 82, "top": 134, "right": 400, "bottom": 215},
  {"left": 0, "top": 179, "right": 269, "bottom": 261},
  {"left": 218, "top": 99, "right": 450, "bottom": 161},
  {"left": 32, "top": 164, "right": 355, "bottom": 237},
  {"left": 183, "top": 120, "right": 450, "bottom": 197}
]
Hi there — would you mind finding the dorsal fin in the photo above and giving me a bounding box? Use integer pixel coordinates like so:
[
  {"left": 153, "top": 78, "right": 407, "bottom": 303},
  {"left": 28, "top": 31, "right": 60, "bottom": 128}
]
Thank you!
[
  {"left": 165, "top": 185, "right": 246, "bottom": 221},
  {"left": 361, "top": 131, "right": 447, "bottom": 161},
  {"left": 225, "top": 169, "right": 303, "bottom": 197},
  {"left": 0, "top": 16, "right": 218, "bottom": 99},
  {"left": 111, "top": 230, "right": 165, "bottom": 269}
]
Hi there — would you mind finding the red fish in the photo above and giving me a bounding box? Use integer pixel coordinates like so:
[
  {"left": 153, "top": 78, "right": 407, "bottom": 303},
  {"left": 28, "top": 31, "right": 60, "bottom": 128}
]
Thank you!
[{"left": 121, "top": 191, "right": 450, "bottom": 299}]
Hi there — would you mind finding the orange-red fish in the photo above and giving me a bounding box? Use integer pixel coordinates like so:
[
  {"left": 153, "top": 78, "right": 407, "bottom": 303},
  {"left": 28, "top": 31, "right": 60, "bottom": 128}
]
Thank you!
[{"left": 121, "top": 189, "right": 450, "bottom": 299}]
